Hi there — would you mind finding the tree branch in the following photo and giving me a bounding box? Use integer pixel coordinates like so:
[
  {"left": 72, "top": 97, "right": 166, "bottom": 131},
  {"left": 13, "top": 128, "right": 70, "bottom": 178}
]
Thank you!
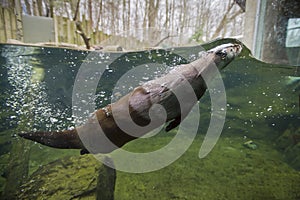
[
  {"left": 211, "top": 1, "right": 235, "bottom": 39},
  {"left": 154, "top": 33, "right": 177, "bottom": 47},
  {"left": 73, "top": 0, "right": 80, "bottom": 21},
  {"left": 75, "top": 21, "right": 91, "bottom": 49}
]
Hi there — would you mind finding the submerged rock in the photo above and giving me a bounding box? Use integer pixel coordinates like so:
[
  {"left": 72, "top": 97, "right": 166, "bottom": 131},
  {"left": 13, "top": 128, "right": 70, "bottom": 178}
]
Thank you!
[
  {"left": 18, "top": 154, "right": 116, "bottom": 200},
  {"left": 276, "top": 126, "right": 300, "bottom": 170},
  {"left": 243, "top": 140, "right": 257, "bottom": 150}
]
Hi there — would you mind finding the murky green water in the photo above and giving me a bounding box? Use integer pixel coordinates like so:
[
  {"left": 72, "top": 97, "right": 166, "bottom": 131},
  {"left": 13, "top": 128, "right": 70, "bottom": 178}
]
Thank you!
[{"left": 0, "top": 39, "right": 299, "bottom": 199}]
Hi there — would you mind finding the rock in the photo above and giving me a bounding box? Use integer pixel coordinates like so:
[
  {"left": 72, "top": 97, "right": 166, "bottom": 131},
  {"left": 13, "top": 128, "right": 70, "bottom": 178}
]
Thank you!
[
  {"left": 18, "top": 154, "right": 116, "bottom": 200},
  {"left": 276, "top": 126, "right": 300, "bottom": 170},
  {"left": 243, "top": 140, "right": 257, "bottom": 150}
]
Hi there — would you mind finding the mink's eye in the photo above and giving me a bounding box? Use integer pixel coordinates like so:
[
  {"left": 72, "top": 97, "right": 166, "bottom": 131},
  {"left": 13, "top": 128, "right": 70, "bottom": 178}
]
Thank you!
[{"left": 216, "top": 49, "right": 227, "bottom": 60}]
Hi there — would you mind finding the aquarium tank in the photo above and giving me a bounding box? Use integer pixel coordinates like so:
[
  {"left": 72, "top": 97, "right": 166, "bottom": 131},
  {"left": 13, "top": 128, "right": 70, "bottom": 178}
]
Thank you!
[
  {"left": 0, "top": 37, "right": 299, "bottom": 199},
  {"left": 0, "top": 0, "right": 299, "bottom": 200}
]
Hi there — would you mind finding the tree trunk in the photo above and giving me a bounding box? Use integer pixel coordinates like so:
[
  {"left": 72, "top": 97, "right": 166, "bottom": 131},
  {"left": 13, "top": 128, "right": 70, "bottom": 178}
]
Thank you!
[
  {"left": 75, "top": 21, "right": 91, "bottom": 49},
  {"left": 88, "top": 0, "right": 93, "bottom": 29},
  {"left": 14, "top": 0, "right": 23, "bottom": 41},
  {"left": 24, "top": 0, "right": 31, "bottom": 15},
  {"left": 211, "top": 1, "right": 234, "bottom": 39},
  {"left": 73, "top": 0, "right": 81, "bottom": 21},
  {"left": 134, "top": 0, "right": 139, "bottom": 31},
  {"left": 94, "top": 0, "right": 102, "bottom": 31},
  {"left": 32, "top": 0, "right": 38, "bottom": 16},
  {"left": 148, "top": 0, "right": 159, "bottom": 28},
  {"left": 49, "top": 0, "right": 54, "bottom": 18},
  {"left": 122, "top": 0, "right": 126, "bottom": 32},
  {"left": 37, "top": 0, "right": 43, "bottom": 16},
  {"left": 164, "top": 0, "right": 169, "bottom": 27},
  {"left": 127, "top": 0, "right": 130, "bottom": 32}
]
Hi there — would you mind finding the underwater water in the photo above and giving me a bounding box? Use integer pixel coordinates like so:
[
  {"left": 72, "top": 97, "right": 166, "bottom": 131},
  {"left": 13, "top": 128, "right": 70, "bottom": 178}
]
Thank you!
[{"left": 0, "top": 38, "right": 299, "bottom": 199}]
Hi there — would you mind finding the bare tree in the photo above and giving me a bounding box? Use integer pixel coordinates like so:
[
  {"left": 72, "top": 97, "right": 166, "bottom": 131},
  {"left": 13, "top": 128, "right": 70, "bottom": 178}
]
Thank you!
[
  {"left": 15, "top": 0, "right": 245, "bottom": 46},
  {"left": 148, "top": 0, "right": 159, "bottom": 28},
  {"left": 94, "top": 0, "right": 102, "bottom": 31},
  {"left": 164, "top": 0, "right": 169, "bottom": 27},
  {"left": 24, "top": 0, "right": 32, "bottom": 15},
  {"left": 211, "top": 0, "right": 243, "bottom": 39},
  {"left": 88, "top": 0, "right": 93, "bottom": 28}
]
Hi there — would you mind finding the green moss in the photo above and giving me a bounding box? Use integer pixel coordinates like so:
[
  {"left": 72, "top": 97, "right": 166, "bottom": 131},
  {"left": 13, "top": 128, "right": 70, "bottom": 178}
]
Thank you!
[
  {"left": 28, "top": 144, "right": 78, "bottom": 176},
  {"left": 18, "top": 154, "right": 115, "bottom": 200},
  {"left": 115, "top": 135, "right": 300, "bottom": 200}
]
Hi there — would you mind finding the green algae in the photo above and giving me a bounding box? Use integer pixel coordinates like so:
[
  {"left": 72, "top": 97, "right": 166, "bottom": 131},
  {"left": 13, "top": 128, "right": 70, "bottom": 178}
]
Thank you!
[
  {"left": 18, "top": 154, "right": 116, "bottom": 200},
  {"left": 115, "top": 135, "right": 300, "bottom": 200},
  {"left": 7, "top": 133, "right": 300, "bottom": 200}
]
